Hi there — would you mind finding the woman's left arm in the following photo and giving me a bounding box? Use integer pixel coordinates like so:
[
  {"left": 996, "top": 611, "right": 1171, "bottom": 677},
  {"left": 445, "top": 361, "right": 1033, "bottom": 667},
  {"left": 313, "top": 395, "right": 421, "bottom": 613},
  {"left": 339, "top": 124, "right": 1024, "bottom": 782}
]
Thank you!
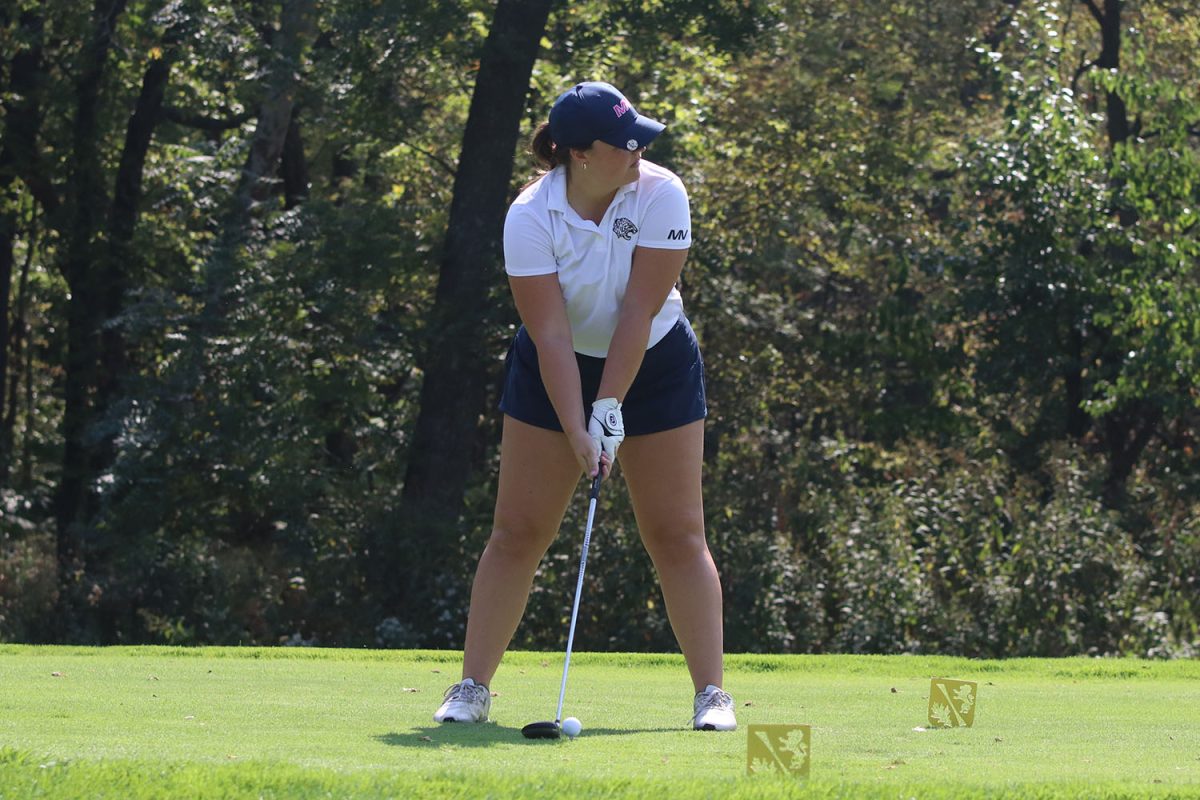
[{"left": 596, "top": 245, "right": 688, "bottom": 402}]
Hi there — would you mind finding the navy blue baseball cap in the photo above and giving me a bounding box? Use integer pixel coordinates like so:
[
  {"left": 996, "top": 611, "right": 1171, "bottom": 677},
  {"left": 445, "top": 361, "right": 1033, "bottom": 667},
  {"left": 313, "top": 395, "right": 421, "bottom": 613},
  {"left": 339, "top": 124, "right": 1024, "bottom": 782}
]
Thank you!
[{"left": 549, "top": 82, "right": 666, "bottom": 152}]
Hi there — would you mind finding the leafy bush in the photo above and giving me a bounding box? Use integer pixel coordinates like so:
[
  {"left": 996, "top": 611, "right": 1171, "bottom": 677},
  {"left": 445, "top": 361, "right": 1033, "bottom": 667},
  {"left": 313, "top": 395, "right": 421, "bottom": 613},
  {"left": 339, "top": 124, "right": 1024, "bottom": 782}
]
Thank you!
[{"left": 0, "top": 491, "right": 57, "bottom": 642}]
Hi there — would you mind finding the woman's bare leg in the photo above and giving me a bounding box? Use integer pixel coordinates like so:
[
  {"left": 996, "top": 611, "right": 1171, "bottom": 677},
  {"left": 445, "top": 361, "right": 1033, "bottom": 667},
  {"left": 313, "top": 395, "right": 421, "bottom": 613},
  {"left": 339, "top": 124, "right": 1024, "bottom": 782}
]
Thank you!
[
  {"left": 461, "top": 415, "right": 581, "bottom": 686},
  {"left": 617, "top": 420, "right": 723, "bottom": 692}
]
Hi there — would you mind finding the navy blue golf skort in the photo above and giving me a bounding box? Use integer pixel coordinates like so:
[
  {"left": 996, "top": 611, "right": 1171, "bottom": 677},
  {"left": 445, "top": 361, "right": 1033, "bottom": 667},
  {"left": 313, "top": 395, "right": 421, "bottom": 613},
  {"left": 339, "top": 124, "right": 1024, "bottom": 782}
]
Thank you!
[{"left": 499, "top": 316, "right": 707, "bottom": 435}]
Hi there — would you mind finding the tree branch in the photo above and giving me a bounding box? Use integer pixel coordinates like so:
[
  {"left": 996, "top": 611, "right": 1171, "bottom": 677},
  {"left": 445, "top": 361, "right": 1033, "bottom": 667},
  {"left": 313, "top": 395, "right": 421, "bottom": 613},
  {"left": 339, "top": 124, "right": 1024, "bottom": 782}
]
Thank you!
[
  {"left": 1071, "top": 54, "right": 1097, "bottom": 95},
  {"left": 163, "top": 106, "right": 253, "bottom": 131},
  {"left": 982, "top": 0, "right": 1023, "bottom": 49},
  {"left": 1081, "top": 0, "right": 1104, "bottom": 25},
  {"left": 395, "top": 137, "right": 457, "bottom": 178},
  {"left": 20, "top": 171, "right": 60, "bottom": 215}
]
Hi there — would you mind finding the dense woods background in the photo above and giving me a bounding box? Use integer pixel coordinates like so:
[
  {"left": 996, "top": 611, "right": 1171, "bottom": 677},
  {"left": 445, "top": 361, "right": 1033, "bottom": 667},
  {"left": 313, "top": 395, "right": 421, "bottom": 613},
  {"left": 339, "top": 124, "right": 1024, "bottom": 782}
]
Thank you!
[{"left": 0, "top": 0, "right": 1196, "bottom": 657}]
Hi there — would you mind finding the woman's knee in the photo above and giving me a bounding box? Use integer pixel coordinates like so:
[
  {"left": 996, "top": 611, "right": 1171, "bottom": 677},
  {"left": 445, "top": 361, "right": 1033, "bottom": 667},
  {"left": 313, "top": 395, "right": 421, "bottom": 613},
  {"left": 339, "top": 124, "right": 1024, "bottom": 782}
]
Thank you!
[
  {"left": 484, "top": 520, "right": 557, "bottom": 564},
  {"left": 640, "top": 520, "right": 710, "bottom": 565}
]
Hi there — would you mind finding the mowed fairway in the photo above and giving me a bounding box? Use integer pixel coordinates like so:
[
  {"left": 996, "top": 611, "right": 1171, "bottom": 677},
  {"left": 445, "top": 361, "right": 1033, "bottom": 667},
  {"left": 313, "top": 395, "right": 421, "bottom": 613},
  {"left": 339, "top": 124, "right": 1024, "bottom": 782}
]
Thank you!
[{"left": 1, "top": 647, "right": 1198, "bottom": 798}]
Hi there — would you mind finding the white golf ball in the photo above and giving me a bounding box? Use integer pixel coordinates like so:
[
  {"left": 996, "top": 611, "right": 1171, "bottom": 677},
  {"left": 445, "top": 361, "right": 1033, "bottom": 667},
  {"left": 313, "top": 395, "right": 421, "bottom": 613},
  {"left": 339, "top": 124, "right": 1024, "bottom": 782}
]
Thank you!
[{"left": 561, "top": 716, "right": 582, "bottom": 738}]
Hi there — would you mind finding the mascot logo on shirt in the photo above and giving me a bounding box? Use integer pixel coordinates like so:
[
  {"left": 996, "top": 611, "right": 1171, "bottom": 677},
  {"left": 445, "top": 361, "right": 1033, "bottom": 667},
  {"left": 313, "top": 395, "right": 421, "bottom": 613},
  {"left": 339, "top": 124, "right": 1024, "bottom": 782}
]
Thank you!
[{"left": 613, "top": 217, "right": 639, "bottom": 240}]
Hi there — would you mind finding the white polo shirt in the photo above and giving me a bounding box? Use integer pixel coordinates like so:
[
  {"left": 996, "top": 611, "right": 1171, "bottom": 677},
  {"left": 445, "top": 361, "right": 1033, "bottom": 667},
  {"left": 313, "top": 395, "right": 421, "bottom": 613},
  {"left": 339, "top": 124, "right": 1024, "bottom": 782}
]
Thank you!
[{"left": 503, "top": 160, "right": 691, "bottom": 357}]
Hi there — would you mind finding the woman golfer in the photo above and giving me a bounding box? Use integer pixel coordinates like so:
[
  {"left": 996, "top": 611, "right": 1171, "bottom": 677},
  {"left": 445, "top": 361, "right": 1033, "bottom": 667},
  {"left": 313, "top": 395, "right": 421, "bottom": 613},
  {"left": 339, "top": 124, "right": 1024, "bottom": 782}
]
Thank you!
[{"left": 434, "top": 81, "right": 735, "bottom": 732}]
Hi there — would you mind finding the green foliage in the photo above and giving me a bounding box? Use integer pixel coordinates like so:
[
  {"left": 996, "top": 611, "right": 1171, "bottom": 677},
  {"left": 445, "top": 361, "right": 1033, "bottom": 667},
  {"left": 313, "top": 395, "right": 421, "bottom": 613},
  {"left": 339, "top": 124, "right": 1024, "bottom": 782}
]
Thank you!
[
  {"left": 0, "top": 525, "right": 55, "bottom": 642},
  {"left": 811, "top": 445, "right": 1154, "bottom": 657},
  {"left": 945, "top": 3, "right": 1200, "bottom": 494},
  {"left": 1093, "top": 71, "right": 1200, "bottom": 419},
  {"left": 0, "top": 0, "right": 1197, "bottom": 657},
  {"left": 93, "top": 192, "right": 432, "bottom": 644},
  {"left": 951, "top": 13, "right": 1112, "bottom": 443}
]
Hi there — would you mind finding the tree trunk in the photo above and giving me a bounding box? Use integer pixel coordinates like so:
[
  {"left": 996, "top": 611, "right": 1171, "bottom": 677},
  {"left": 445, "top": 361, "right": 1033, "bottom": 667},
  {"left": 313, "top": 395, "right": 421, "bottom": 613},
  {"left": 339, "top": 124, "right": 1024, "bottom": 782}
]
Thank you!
[
  {"left": 1102, "top": 401, "right": 1160, "bottom": 508},
  {"left": 20, "top": 301, "right": 35, "bottom": 487},
  {"left": 90, "top": 45, "right": 175, "bottom": 478},
  {"left": 1086, "top": 0, "right": 1148, "bottom": 503},
  {"left": 394, "top": 0, "right": 555, "bottom": 643},
  {"left": 203, "top": 0, "right": 314, "bottom": 316},
  {"left": 3, "top": 212, "right": 36, "bottom": 488},
  {"left": 1064, "top": 326, "right": 1088, "bottom": 439},
  {"left": 54, "top": 1, "right": 176, "bottom": 641},
  {"left": 0, "top": 9, "right": 43, "bottom": 485},
  {"left": 1093, "top": 0, "right": 1130, "bottom": 146},
  {"left": 281, "top": 108, "right": 310, "bottom": 209},
  {"left": 56, "top": 0, "right": 128, "bottom": 570},
  {"left": 238, "top": 0, "right": 314, "bottom": 213},
  {"left": 0, "top": 208, "right": 16, "bottom": 484}
]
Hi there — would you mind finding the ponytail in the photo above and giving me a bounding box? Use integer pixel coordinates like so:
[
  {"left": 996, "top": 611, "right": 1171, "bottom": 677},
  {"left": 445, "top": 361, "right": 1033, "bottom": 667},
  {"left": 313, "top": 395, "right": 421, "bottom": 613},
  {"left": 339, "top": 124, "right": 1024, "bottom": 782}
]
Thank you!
[
  {"left": 530, "top": 122, "right": 560, "bottom": 170},
  {"left": 524, "top": 122, "right": 576, "bottom": 188}
]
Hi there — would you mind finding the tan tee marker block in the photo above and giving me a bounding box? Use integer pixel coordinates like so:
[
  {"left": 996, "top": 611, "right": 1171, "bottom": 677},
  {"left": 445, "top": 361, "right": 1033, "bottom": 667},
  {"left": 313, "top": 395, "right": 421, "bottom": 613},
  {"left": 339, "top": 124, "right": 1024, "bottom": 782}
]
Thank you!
[
  {"left": 746, "top": 724, "right": 810, "bottom": 776},
  {"left": 928, "top": 677, "right": 977, "bottom": 728}
]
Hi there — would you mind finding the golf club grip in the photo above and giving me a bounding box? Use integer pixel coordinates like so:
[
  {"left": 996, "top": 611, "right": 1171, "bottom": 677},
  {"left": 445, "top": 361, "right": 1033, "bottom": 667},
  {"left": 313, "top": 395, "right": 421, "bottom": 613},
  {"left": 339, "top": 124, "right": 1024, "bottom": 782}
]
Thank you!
[{"left": 589, "top": 473, "right": 602, "bottom": 500}]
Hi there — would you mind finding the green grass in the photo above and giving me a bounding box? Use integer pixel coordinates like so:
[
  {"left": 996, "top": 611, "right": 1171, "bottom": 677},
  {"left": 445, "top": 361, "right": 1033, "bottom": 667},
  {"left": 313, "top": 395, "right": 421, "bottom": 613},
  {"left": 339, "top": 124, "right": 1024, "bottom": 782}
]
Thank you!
[{"left": 1, "top": 647, "right": 1198, "bottom": 798}]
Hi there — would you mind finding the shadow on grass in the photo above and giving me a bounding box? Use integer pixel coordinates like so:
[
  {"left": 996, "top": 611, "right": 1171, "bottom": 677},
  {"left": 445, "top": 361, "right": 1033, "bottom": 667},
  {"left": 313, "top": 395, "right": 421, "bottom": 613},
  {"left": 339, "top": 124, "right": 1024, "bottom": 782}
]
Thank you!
[{"left": 378, "top": 724, "right": 683, "bottom": 748}]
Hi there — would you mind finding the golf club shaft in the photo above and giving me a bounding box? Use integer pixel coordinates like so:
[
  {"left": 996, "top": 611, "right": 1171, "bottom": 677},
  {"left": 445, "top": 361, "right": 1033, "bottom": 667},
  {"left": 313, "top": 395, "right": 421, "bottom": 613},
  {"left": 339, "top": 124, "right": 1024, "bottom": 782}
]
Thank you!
[{"left": 555, "top": 474, "right": 602, "bottom": 723}]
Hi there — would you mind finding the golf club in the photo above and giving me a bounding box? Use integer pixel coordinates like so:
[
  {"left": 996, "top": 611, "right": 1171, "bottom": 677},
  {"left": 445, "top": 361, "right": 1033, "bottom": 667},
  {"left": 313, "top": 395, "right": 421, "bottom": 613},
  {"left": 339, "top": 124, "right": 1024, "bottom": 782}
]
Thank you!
[{"left": 522, "top": 471, "right": 603, "bottom": 740}]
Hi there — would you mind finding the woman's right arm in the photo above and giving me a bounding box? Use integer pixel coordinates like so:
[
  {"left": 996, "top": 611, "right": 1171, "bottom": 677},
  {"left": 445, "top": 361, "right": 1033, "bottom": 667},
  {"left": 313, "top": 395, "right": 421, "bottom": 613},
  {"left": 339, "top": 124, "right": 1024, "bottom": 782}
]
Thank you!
[{"left": 509, "top": 274, "right": 607, "bottom": 479}]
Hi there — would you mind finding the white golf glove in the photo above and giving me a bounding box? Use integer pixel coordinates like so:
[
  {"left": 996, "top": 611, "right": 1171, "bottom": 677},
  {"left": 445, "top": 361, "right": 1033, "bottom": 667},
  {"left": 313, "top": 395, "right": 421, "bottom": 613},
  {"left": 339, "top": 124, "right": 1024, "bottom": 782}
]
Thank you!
[{"left": 588, "top": 397, "right": 625, "bottom": 462}]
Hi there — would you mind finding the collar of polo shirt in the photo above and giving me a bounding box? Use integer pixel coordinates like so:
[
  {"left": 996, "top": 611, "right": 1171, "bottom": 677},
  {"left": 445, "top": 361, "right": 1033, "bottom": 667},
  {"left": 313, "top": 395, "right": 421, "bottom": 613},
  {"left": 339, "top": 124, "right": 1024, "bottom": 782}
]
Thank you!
[{"left": 546, "top": 167, "right": 638, "bottom": 227}]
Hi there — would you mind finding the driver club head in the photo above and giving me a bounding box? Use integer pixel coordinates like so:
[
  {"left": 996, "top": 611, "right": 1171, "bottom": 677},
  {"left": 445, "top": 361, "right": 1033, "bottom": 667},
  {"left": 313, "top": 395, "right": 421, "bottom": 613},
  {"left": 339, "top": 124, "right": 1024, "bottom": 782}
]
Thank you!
[{"left": 521, "top": 720, "right": 561, "bottom": 740}]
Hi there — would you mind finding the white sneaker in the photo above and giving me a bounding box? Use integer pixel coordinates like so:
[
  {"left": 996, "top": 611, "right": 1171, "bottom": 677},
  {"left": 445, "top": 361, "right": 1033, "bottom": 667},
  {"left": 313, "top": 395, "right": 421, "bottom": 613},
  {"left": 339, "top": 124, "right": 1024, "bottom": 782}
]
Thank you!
[
  {"left": 433, "top": 678, "right": 491, "bottom": 723},
  {"left": 693, "top": 684, "right": 737, "bottom": 731}
]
